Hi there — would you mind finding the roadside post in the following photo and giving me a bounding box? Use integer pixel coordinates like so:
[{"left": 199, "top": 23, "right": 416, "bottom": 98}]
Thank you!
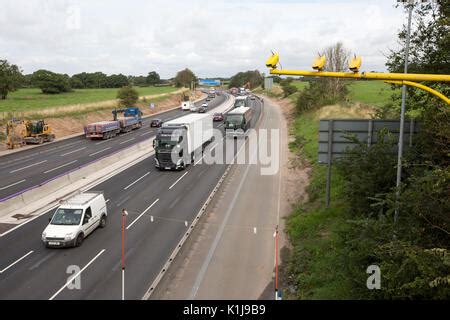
[
  {"left": 121, "top": 208, "right": 128, "bottom": 300},
  {"left": 274, "top": 225, "right": 279, "bottom": 300}
]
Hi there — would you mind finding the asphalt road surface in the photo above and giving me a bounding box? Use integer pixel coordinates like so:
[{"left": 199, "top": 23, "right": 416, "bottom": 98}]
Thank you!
[
  {"left": 0, "top": 93, "right": 226, "bottom": 200},
  {"left": 0, "top": 96, "right": 262, "bottom": 299}
]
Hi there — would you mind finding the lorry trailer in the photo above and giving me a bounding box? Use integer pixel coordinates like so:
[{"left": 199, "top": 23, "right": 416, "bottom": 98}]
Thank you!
[
  {"left": 85, "top": 120, "right": 121, "bottom": 140},
  {"left": 153, "top": 113, "right": 213, "bottom": 170}
]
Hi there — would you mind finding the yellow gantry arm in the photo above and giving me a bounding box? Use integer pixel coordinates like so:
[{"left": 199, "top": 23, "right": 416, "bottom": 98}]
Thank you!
[
  {"left": 265, "top": 53, "right": 450, "bottom": 103},
  {"left": 385, "top": 80, "right": 450, "bottom": 105},
  {"left": 268, "top": 68, "right": 450, "bottom": 82}
]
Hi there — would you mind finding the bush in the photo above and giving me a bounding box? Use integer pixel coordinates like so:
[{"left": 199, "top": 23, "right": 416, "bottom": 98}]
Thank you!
[
  {"left": 280, "top": 78, "right": 298, "bottom": 97},
  {"left": 117, "top": 86, "right": 139, "bottom": 107}
]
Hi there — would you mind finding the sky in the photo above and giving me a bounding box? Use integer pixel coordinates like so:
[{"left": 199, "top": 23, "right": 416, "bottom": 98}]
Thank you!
[{"left": 0, "top": 0, "right": 409, "bottom": 78}]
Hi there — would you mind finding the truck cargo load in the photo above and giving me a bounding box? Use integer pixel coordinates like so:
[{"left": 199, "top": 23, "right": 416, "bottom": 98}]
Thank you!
[
  {"left": 85, "top": 120, "right": 121, "bottom": 140},
  {"left": 153, "top": 113, "right": 213, "bottom": 170}
]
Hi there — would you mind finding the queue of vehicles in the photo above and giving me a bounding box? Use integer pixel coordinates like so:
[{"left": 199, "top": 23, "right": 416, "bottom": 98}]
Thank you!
[{"left": 40, "top": 91, "right": 256, "bottom": 248}]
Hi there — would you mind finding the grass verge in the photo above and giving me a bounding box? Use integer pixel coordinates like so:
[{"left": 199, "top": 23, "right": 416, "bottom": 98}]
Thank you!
[{"left": 282, "top": 106, "right": 362, "bottom": 299}]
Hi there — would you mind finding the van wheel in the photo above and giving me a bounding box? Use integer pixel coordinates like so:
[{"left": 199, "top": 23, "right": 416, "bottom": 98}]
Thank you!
[
  {"left": 75, "top": 234, "right": 84, "bottom": 247},
  {"left": 99, "top": 215, "right": 107, "bottom": 228}
]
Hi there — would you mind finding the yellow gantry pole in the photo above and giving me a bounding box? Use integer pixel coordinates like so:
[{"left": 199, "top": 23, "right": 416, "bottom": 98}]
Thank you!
[
  {"left": 385, "top": 80, "right": 450, "bottom": 105},
  {"left": 268, "top": 69, "right": 450, "bottom": 82}
]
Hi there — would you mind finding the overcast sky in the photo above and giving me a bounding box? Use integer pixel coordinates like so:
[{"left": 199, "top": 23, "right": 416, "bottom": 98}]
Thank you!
[{"left": 0, "top": 0, "right": 408, "bottom": 78}]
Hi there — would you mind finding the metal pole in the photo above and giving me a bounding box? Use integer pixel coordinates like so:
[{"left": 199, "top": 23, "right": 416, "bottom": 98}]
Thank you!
[
  {"left": 121, "top": 209, "right": 128, "bottom": 300},
  {"left": 394, "top": 2, "right": 414, "bottom": 224}
]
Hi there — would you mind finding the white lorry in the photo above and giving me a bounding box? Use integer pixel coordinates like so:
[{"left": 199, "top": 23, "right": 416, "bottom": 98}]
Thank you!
[
  {"left": 42, "top": 192, "right": 107, "bottom": 248},
  {"left": 181, "top": 100, "right": 193, "bottom": 111},
  {"left": 153, "top": 113, "right": 213, "bottom": 170}
]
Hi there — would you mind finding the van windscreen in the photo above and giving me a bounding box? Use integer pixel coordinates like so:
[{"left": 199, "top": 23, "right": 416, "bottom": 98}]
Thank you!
[{"left": 51, "top": 208, "right": 83, "bottom": 225}]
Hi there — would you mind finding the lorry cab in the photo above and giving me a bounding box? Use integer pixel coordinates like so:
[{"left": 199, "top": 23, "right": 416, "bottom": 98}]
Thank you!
[
  {"left": 42, "top": 192, "right": 107, "bottom": 248},
  {"left": 154, "top": 114, "right": 213, "bottom": 170}
]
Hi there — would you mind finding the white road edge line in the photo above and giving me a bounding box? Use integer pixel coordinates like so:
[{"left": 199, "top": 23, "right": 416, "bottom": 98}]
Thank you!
[
  {"left": 89, "top": 147, "right": 111, "bottom": 157},
  {"left": 43, "top": 160, "right": 78, "bottom": 174},
  {"left": 9, "top": 160, "right": 48, "bottom": 173},
  {"left": 0, "top": 250, "right": 34, "bottom": 274},
  {"left": 0, "top": 179, "right": 26, "bottom": 191},
  {"left": 60, "top": 147, "right": 87, "bottom": 157},
  {"left": 126, "top": 198, "right": 159, "bottom": 230},
  {"left": 168, "top": 171, "right": 189, "bottom": 190},
  {"left": 49, "top": 249, "right": 105, "bottom": 300},
  {"left": 123, "top": 171, "right": 151, "bottom": 190}
]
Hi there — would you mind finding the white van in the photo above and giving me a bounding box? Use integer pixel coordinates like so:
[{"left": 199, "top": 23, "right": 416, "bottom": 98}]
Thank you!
[{"left": 42, "top": 192, "right": 107, "bottom": 248}]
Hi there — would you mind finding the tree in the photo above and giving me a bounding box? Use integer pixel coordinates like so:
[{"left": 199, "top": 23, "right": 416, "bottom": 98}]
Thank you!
[
  {"left": 106, "top": 74, "right": 129, "bottom": 88},
  {"left": 70, "top": 76, "right": 84, "bottom": 89},
  {"left": 174, "top": 68, "right": 196, "bottom": 88},
  {"left": 323, "top": 41, "right": 350, "bottom": 100},
  {"left": 146, "top": 71, "right": 161, "bottom": 86},
  {"left": 228, "top": 70, "right": 263, "bottom": 89},
  {"left": 31, "top": 70, "right": 71, "bottom": 94},
  {"left": 117, "top": 86, "right": 139, "bottom": 107},
  {"left": 0, "top": 59, "right": 23, "bottom": 99}
]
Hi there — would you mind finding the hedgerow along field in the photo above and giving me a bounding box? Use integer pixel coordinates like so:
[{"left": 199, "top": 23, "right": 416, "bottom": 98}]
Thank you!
[{"left": 0, "top": 86, "right": 177, "bottom": 113}]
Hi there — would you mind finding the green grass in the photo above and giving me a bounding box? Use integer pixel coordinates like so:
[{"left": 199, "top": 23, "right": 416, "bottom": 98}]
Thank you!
[
  {"left": 283, "top": 108, "right": 353, "bottom": 299},
  {"left": 347, "top": 80, "right": 397, "bottom": 106},
  {"left": 288, "top": 80, "right": 397, "bottom": 107},
  {"left": 0, "top": 86, "right": 177, "bottom": 112}
]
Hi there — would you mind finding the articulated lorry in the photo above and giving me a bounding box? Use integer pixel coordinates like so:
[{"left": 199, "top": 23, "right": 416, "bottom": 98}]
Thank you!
[
  {"left": 153, "top": 113, "right": 213, "bottom": 170},
  {"left": 85, "top": 107, "right": 142, "bottom": 140}
]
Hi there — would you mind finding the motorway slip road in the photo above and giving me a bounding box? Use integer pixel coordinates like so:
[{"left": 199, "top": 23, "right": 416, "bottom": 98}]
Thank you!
[
  {"left": 0, "top": 94, "right": 226, "bottom": 200},
  {"left": 0, "top": 98, "right": 262, "bottom": 299}
]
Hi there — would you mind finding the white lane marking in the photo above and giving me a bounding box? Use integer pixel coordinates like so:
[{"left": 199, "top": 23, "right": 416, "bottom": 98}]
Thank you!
[
  {"left": 194, "top": 143, "right": 218, "bottom": 166},
  {"left": 105, "top": 199, "right": 110, "bottom": 203},
  {"left": 119, "top": 138, "right": 135, "bottom": 145},
  {"left": 254, "top": 227, "right": 257, "bottom": 234},
  {"left": 43, "top": 160, "right": 78, "bottom": 174},
  {"left": 60, "top": 147, "right": 87, "bottom": 157},
  {"left": 126, "top": 198, "right": 159, "bottom": 230},
  {"left": 0, "top": 179, "right": 26, "bottom": 191},
  {"left": 123, "top": 171, "right": 151, "bottom": 190},
  {"left": 49, "top": 249, "right": 105, "bottom": 300},
  {"left": 217, "top": 123, "right": 224, "bottom": 128},
  {"left": 89, "top": 147, "right": 111, "bottom": 157},
  {"left": 95, "top": 140, "right": 110, "bottom": 145},
  {"left": 9, "top": 160, "right": 47, "bottom": 173},
  {"left": 0, "top": 250, "right": 34, "bottom": 274},
  {"left": 140, "top": 131, "right": 153, "bottom": 136},
  {"left": 168, "top": 171, "right": 189, "bottom": 190}
]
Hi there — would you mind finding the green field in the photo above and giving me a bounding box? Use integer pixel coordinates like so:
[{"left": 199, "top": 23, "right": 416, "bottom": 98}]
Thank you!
[
  {"left": 0, "top": 86, "right": 177, "bottom": 112},
  {"left": 290, "top": 80, "right": 397, "bottom": 106}
]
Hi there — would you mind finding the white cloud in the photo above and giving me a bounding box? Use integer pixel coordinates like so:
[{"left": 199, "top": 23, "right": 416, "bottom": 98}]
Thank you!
[{"left": 0, "top": 0, "right": 406, "bottom": 78}]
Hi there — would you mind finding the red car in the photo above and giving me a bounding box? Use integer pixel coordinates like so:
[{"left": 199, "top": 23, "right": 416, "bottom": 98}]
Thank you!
[{"left": 213, "top": 113, "right": 224, "bottom": 121}]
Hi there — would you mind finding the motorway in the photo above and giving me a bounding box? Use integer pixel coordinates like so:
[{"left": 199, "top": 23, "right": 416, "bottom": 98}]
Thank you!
[
  {"left": 0, "top": 93, "right": 226, "bottom": 200},
  {"left": 0, "top": 96, "right": 262, "bottom": 299}
]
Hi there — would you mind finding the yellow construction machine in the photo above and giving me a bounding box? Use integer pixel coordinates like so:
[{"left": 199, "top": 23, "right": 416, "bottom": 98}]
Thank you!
[{"left": 5, "top": 119, "right": 55, "bottom": 149}]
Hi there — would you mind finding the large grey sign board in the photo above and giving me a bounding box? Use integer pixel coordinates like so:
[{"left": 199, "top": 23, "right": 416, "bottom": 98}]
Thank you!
[{"left": 318, "top": 119, "right": 420, "bottom": 164}]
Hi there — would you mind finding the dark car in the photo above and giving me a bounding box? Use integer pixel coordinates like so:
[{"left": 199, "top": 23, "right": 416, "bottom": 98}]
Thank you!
[
  {"left": 198, "top": 106, "right": 207, "bottom": 113},
  {"left": 150, "top": 118, "right": 163, "bottom": 127},
  {"left": 213, "top": 112, "right": 224, "bottom": 121}
]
